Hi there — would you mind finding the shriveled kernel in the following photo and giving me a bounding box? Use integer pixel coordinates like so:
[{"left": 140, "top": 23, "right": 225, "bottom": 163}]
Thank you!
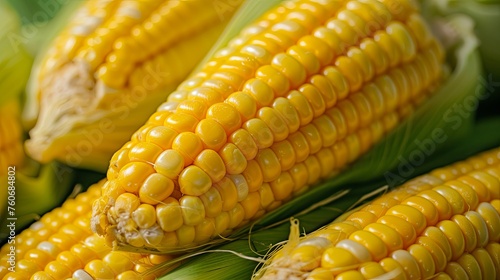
[{"left": 179, "top": 165, "right": 212, "bottom": 196}]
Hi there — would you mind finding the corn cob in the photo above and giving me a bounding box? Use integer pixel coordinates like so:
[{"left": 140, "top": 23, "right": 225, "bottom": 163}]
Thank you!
[
  {"left": 25, "top": 0, "right": 240, "bottom": 171},
  {"left": 0, "top": 101, "right": 24, "bottom": 176},
  {"left": 256, "top": 147, "right": 500, "bottom": 280},
  {"left": 0, "top": 180, "right": 175, "bottom": 280},
  {"left": 91, "top": 0, "right": 448, "bottom": 251}
]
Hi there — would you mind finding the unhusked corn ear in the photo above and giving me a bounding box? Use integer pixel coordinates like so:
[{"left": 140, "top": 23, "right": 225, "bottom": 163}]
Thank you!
[
  {"left": 0, "top": 180, "right": 176, "bottom": 280},
  {"left": 92, "top": 0, "right": 447, "bottom": 251},
  {"left": 0, "top": 101, "right": 24, "bottom": 175},
  {"left": 25, "top": 0, "right": 240, "bottom": 172},
  {"left": 257, "top": 147, "right": 500, "bottom": 280}
]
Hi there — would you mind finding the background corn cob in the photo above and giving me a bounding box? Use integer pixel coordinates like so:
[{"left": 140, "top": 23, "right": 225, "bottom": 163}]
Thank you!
[
  {"left": 24, "top": 0, "right": 240, "bottom": 172},
  {"left": 0, "top": 101, "right": 24, "bottom": 176},
  {"left": 0, "top": 180, "right": 177, "bottom": 280},
  {"left": 256, "top": 146, "right": 500, "bottom": 279},
  {"left": 91, "top": 0, "right": 448, "bottom": 252}
]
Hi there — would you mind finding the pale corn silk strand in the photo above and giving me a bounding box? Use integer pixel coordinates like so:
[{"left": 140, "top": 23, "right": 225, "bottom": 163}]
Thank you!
[
  {"left": 91, "top": 0, "right": 448, "bottom": 252},
  {"left": 254, "top": 147, "right": 500, "bottom": 280}
]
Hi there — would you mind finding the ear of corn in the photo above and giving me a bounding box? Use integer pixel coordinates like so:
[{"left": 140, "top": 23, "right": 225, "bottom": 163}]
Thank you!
[
  {"left": 255, "top": 146, "right": 500, "bottom": 279},
  {"left": 91, "top": 0, "right": 449, "bottom": 252},
  {"left": 24, "top": 0, "right": 241, "bottom": 172},
  {"left": 0, "top": 101, "right": 24, "bottom": 176},
  {"left": 0, "top": 180, "right": 178, "bottom": 280}
]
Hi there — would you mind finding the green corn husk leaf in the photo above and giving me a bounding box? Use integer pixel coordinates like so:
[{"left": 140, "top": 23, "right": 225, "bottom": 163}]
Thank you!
[
  {"left": 0, "top": 161, "right": 75, "bottom": 243},
  {"left": 428, "top": 0, "right": 500, "bottom": 80},
  {"left": 153, "top": 2, "right": 500, "bottom": 279},
  {"left": 0, "top": 0, "right": 33, "bottom": 106}
]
